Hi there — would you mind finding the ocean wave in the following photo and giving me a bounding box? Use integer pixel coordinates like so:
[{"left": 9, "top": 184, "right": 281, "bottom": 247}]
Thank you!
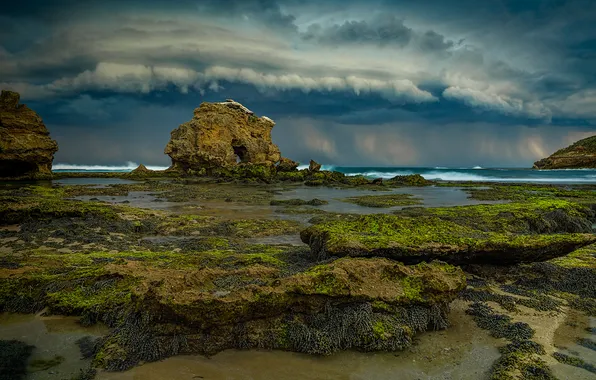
[
  {"left": 296, "top": 164, "right": 336, "bottom": 171},
  {"left": 53, "top": 162, "right": 169, "bottom": 172},
  {"left": 342, "top": 169, "right": 596, "bottom": 183}
]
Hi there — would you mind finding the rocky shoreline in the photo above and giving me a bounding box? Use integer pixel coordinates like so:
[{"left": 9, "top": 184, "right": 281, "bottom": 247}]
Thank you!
[{"left": 0, "top": 179, "right": 594, "bottom": 379}]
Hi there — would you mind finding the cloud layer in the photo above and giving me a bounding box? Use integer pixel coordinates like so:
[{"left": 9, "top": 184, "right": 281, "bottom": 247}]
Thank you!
[{"left": 1, "top": 0, "right": 595, "bottom": 166}]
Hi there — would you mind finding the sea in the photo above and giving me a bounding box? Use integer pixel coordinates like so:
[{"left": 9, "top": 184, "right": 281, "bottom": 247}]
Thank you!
[{"left": 52, "top": 162, "right": 596, "bottom": 184}]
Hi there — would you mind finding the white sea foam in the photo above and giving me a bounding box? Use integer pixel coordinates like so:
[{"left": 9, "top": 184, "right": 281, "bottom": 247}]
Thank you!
[
  {"left": 344, "top": 169, "right": 596, "bottom": 182},
  {"left": 53, "top": 162, "right": 169, "bottom": 172}
]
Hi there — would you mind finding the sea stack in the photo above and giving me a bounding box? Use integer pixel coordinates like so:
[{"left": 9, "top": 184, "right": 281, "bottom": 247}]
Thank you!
[
  {"left": 0, "top": 90, "right": 58, "bottom": 178},
  {"left": 533, "top": 135, "right": 596, "bottom": 169},
  {"left": 164, "top": 99, "right": 281, "bottom": 173}
]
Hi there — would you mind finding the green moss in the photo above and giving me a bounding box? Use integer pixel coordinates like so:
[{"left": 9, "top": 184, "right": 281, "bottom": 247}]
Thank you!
[
  {"left": 465, "top": 183, "right": 596, "bottom": 203},
  {"left": 549, "top": 244, "right": 596, "bottom": 268},
  {"left": 385, "top": 174, "right": 433, "bottom": 187},
  {"left": 341, "top": 193, "right": 422, "bottom": 208},
  {"left": 213, "top": 164, "right": 276, "bottom": 181},
  {"left": 301, "top": 212, "right": 596, "bottom": 264},
  {"left": 400, "top": 276, "right": 424, "bottom": 302},
  {"left": 397, "top": 199, "right": 590, "bottom": 233},
  {"left": 372, "top": 321, "right": 390, "bottom": 340},
  {"left": 276, "top": 171, "right": 306, "bottom": 182}
]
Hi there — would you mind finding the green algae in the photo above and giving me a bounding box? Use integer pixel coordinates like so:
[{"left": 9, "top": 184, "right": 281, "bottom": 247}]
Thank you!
[
  {"left": 341, "top": 193, "right": 422, "bottom": 208},
  {"left": 397, "top": 199, "right": 592, "bottom": 233},
  {"left": 301, "top": 212, "right": 596, "bottom": 264},
  {"left": 385, "top": 174, "right": 433, "bottom": 187}
]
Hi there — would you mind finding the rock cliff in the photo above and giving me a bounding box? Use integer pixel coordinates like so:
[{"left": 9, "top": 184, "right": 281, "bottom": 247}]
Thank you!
[
  {"left": 0, "top": 90, "right": 58, "bottom": 178},
  {"left": 533, "top": 135, "right": 596, "bottom": 169},
  {"left": 164, "top": 99, "right": 281, "bottom": 172}
]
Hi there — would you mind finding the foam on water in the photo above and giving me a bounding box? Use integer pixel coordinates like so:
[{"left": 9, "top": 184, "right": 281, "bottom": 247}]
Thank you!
[
  {"left": 51, "top": 162, "right": 596, "bottom": 183},
  {"left": 53, "top": 162, "right": 169, "bottom": 172}
]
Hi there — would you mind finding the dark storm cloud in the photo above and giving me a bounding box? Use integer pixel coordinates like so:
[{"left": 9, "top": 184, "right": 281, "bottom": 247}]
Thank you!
[
  {"left": 302, "top": 15, "right": 413, "bottom": 47},
  {"left": 1, "top": 0, "right": 596, "bottom": 167},
  {"left": 195, "top": 0, "right": 298, "bottom": 31}
]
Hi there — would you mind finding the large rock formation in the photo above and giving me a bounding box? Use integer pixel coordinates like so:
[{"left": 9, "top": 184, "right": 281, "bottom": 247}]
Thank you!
[
  {"left": 0, "top": 90, "right": 58, "bottom": 178},
  {"left": 301, "top": 201, "right": 596, "bottom": 265},
  {"left": 533, "top": 135, "right": 596, "bottom": 169},
  {"left": 165, "top": 99, "right": 281, "bottom": 172}
]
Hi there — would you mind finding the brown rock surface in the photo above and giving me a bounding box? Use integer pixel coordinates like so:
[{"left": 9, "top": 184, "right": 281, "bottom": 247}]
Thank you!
[
  {"left": 533, "top": 135, "right": 596, "bottom": 169},
  {"left": 276, "top": 157, "right": 299, "bottom": 172},
  {"left": 308, "top": 159, "right": 321, "bottom": 172},
  {"left": 0, "top": 90, "right": 58, "bottom": 178},
  {"left": 164, "top": 100, "right": 281, "bottom": 172}
]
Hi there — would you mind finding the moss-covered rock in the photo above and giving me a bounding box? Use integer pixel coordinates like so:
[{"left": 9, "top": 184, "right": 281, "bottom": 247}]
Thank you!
[
  {"left": 385, "top": 174, "right": 433, "bottom": 187},
  {"left": 300, "top": 213, "right": 596, "bottom": 264},
  {"left": 397, "top": 199, "right": 595, "bottom": 234},
  {"left": 0, "top": 250, "right": 465, "bottom": 369}
]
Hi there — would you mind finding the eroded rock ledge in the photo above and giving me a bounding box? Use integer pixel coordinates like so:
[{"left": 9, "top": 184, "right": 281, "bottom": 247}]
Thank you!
[
  {"left": 301, "top": 200, "right": 596, "bottom": 265},
  {"left": 0, "top": 90, "right": 58, "bottom": 178}
]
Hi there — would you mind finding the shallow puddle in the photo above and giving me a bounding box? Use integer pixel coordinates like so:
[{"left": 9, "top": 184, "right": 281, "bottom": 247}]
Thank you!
[
  {"left": 0, "top": 313, "right": 107, "bottom": 380},
  {"left": 273, "top": 186, "right": 502, "bottom": 215},
  {"left": 96, "top": 301, "right": 501, "bottom": 380},
  {"left": 54, "top": 178, "right": 140, "bottom": 186},
  {"left": 551, "top": 315, "right": 596, "bottom": 380}
]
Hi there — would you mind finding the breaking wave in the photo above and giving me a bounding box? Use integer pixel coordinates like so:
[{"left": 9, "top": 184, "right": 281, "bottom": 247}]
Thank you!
[{"left": 53, "top": 162, "right": 169, "bottom": 172}]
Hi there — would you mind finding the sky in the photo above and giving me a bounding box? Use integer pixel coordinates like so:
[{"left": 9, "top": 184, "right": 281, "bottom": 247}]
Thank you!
[{"left": 1, "top": 0, "right": 596, "bottom": 167}]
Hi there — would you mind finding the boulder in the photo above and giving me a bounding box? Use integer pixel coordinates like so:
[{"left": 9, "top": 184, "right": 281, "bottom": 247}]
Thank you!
[
  {"left": 0, "top": 90, "right": 58, "bottom": 178},
  {"left": 386, "top": 174, "right": 432, "bottom": 186},
  {"left": 164, "top": 100, "right": 281, "bottom": 173},
  {"left": 308, "top": 159, "right": 322, "bottom": 172},
  {"left": 533, "top": 135, "right": 596, "bottom": 169},
  {"left": 276, "top": 157, "right": 299, "bottom": 172}
]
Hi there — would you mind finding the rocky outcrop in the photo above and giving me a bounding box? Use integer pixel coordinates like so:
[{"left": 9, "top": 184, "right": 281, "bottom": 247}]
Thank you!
[
  {"left": 164, "top": 100, "right": 281, "bottom": 173},
  {"left": 0, "top": 90, "right": 58, "bottom": 178},
  {"left": 308, "top": 159, "right": 321, "bottom": 172},
  {"left": 301, "top": 201, "right": 596, "bottom": 265},
  {"left": 276, "top": 157, "right": 299, "bottom": 172},
  {"left": 533, "top": 135, "right": 596, "bottom": 169}
]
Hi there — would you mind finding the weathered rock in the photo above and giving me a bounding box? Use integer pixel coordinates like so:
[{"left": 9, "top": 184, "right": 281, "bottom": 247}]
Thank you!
[
  {"left": 308, "top": 159, "right": 321, "bottom": 172},
  {"left": 276, "top": 157, "right": 299, "bottom": 172},
  {"left": 0, "top": 90, "right": 58, "bottom": 178},
  {"left": 533, "top": 135, "right": 596, "bottom": 169},
  {"left": 128, "top": 164, "right": 157, "bottom": 178},
  {"left": 164, "top": 100, "right": 281, "bottom": 172},
  {"left": 372, "top": 178, "right": 383, "bottom": 185},
  {"left": 385, "top": 174, "right": 432, "bottom": 186},
  {"left": 300, "top": 213, "right": 596, "bottom": 265}
]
